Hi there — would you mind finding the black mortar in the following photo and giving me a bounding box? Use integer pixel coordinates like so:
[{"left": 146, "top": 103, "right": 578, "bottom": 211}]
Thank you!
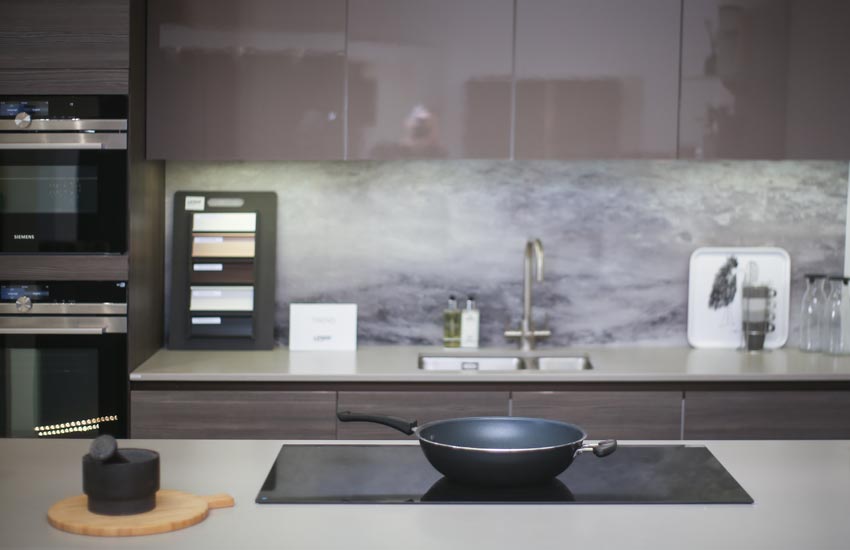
[{"left": 82, "top": 441, "right": 160, "bottom": 515}]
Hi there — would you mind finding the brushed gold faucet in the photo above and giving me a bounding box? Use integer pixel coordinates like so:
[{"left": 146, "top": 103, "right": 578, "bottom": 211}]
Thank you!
[{"left": 504, "top": 238, "right": 551, "bottom": 351}]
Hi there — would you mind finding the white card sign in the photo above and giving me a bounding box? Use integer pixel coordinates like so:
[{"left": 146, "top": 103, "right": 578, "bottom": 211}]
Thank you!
[{"left": 288, "top": 304, "right": 357, "bottom": 351}]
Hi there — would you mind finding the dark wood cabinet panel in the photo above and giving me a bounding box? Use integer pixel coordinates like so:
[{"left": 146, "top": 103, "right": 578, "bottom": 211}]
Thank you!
[
  {"left": 0, "top": 0, "right": 129, "bottom": 70},
  {"left": 684, "top": 391, "right": 850, "bottom": 439},
  {"left": 514, "top": 0, "right": 681, "bottom": 159},
  {"left": 679, "top": 0, "right": 850, "bottom": 159},
  {"left": 131, "top": 390, "right": 337, "bottom": 439},
  {"left": 127, "top": 0, "right": 166, "bottom": 372},
  {"left": 0, "top": 255, "right": 128, "bottom": 280},
  {"left": 0, "top": 69, "right": 128, "bottom": 94},
  {"left": 511, "top": 391, "right": 683, "bottom": 440},
  {"left": 337, "top": 391, "right": 509, "bottom": 439},
  {"left": 147, "top": 0, "right": 345, "bottom": 160},
  {"left": 347, "top": 0, "right": 513, "bottom": 159}
]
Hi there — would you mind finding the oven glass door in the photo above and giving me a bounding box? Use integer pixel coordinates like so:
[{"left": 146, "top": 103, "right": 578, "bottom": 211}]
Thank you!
[
  {"left": 0, "top": 333, "right": 127, "bottom": 438},
  {"left": 0, "top": 149, "right": 126, "bottom": 253}
]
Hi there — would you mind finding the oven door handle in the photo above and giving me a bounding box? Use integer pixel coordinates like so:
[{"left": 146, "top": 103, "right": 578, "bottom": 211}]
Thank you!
[
  {"left": 0, "top": 142, "right": 104, "bottom": 150},
  {"left": 0, "top": 327, "right": 106, "bottom": 335},
  {"left": 0, "top": 317, "right": 126, "bottom": 334}
]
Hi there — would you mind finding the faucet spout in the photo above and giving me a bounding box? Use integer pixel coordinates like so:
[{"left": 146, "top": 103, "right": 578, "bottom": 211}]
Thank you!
[{"left": 507, "top": 238, "right": 551, "bottom": 351}]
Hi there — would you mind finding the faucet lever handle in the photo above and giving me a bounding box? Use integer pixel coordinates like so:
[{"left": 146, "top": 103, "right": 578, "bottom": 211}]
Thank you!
[
  {"left": 532, "top": 329, "right": 551, "bottom": 338},
  {"left": 504, "top": 329, "right": 523, "bottom": 339}
]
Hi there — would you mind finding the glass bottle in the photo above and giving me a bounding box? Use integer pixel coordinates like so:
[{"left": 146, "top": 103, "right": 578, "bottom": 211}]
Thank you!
[
  {"left": 442, "top": 295, "right": 461, "bottom": 348},
  {"left": 826, "top": 277, "right": 847, "bottom": 355},
  {"left": 814, "top": 277, "right": 831, "bottom": 352},
  {"left": 799, "top": 274, "right": 824, "bottom": 352},
  {"left": 841, "top": 278, "right": 850, "bottom": 355}
]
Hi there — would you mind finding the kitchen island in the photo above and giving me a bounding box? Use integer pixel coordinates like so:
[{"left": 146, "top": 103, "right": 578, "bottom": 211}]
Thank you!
[
  {"left": 131, "top": 346, "right": 850, "bottom": 383},
  {"left": 1, "top": 439, "right": 849, "bottom": 550}
]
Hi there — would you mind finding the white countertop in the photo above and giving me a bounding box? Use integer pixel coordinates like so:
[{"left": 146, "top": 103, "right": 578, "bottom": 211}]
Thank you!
[
  {"left": 130, "top": 345, "right": 850, "bottom": 382},
  {"left": 2, "top": 438, "right": 849, "bottom": 550}
]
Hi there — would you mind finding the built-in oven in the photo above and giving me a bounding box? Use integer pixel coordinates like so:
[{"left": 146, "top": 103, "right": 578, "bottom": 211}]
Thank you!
[
  {"left": 0, "top": 95, "right": 127, "bottom": 253},
  {"left": 0, "top": 281, "right": 127, "bottom": 438}
]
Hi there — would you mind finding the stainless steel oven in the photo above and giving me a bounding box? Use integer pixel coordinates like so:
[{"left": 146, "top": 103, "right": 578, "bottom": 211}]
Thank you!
[
  {"left": 0, "top": 95, "right": 127, "bottom": 253},
  {"left": 0, "top": 281, "right": 127, "bottom": 438}
]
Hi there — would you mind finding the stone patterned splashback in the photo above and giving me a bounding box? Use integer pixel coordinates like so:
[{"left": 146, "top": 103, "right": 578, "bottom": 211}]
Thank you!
[{"left": 166, "top": 160, "right": 847, "bottom": 347}]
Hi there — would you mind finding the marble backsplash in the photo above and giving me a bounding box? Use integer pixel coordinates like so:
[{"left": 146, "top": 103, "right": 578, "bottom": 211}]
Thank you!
[{"left": 165, "top": 160, "right": 848, "bottom": 347}]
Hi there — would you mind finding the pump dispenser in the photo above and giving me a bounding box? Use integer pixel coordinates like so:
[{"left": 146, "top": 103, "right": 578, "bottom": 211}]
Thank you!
[{"left": 461, "top": 296, "right": 480, "bottom": 348}]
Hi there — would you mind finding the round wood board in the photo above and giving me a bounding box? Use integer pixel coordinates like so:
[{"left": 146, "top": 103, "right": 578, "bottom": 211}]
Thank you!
[{"left": 47, "top": 490, "right": 234, "bottom": 537}]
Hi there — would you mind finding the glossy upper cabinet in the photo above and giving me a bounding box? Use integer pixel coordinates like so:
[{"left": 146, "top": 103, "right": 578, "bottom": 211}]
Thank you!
[
  {"left": 347, "top": 0, "right": 513, "bottom": 160},
  {"left": 679, "top": 0, "right": 850, "bottom": 159},
  {"left": 147, "top": 0, "right": 345, "bottom": 160},
  {"left": 514, "top": 0, "right": 681, "bottom": 159}
]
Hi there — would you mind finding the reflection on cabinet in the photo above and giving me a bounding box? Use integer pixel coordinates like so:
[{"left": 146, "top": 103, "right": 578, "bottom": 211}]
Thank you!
[
  {"left": 336, "top": 391, "right": 509, "bottom": 439},
  {"left": 146, "top": 0, "right": 345, "bottom": 160},
  {"left": 347, "top": 0, "right": 513, "bottom": 160},
  {"left": 131, "top": 390, "right": 337, "bottom": 439},
  {"left": 511, "top": 391, "right": 683, "bottom": 440},
  {"left": 683, "top": 391, "right": 850, "bottom": 439},
  {"left": 514, "top": 0, "right": 680, "bottom": 159},
  {"left": 679, "top": 0, "right": 850, "bottom": 159}
]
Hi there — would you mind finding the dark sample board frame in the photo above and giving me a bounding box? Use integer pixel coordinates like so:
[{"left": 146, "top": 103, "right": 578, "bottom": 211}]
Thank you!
[{"left": 169, "top": 191, "right": 276, "bottom": 350}]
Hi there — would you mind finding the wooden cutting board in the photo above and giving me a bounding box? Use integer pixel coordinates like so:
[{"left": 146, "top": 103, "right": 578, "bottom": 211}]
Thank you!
[{"left": 47, "top": 490, "right": 234, "bottom": 537}]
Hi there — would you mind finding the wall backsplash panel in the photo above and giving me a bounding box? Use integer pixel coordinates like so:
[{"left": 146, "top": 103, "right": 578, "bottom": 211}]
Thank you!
[{"left": 165, "top": 160, "right": 847, "bottom": 347}]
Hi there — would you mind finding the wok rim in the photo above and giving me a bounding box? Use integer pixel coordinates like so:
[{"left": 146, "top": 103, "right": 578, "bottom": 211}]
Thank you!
[{"left": 416, "top": 416, "right": 588, "bottom": 453}]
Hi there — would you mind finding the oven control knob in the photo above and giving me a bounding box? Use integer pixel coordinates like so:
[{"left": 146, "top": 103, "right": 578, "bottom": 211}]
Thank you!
[
  {"left": 14, "top": 112, "right": 32, "bottom": 129},
  {"left": 15, "top": 296, "right": 32, "bottom": 312}
]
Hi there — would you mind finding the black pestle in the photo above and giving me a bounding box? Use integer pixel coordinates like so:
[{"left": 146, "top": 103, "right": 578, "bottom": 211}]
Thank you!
[{"left": 89, "top": 435, "right": 126, "bottom": 463}]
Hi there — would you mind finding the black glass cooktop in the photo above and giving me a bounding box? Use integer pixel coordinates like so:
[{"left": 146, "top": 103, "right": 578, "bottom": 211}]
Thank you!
[{"left": 256, "top": 444, "right": 753, "bottom": 504}]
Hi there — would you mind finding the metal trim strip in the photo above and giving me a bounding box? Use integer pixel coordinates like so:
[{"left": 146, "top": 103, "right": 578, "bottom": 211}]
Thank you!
[{"left": 0, "top": 304, "right": 127, "bottom": 315}]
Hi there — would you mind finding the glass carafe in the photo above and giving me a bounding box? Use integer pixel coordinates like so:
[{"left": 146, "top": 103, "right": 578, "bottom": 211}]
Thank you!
[
  {"left": 814, "top": 277, "right": 831, "bottom": 352},
  {"left": 799, "top": 274, "right": 824, "bottom": 352}
]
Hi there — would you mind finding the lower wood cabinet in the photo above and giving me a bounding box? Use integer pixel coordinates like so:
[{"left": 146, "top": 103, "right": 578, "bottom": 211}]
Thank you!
[
  {"left": 336, "top": 391, "right": 509, "bottom": 440},
  {"left": 511, "top": 391, "right": 683, "bottom": 440},
  {"left": 683, "top": 391, "right": 850, "bottom": 440},
  {"left": 131, "top": 390, "right": 337, "bottom": 439}
]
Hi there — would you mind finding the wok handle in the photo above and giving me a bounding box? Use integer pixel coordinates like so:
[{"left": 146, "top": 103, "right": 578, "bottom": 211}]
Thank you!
[
  {"left": 336, "top": 411, "right": 418, "bottom": 435},
  {"left": 577, "top": 439, "right": 618, "bottom": 458}
]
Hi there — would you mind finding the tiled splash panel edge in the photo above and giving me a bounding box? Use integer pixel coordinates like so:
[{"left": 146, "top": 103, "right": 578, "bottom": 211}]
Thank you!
[{"left": 165, "top": 160, "right": 847, "bottom": 347}]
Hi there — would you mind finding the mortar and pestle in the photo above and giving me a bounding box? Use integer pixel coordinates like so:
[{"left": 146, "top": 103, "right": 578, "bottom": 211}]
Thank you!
[{"left": 82, "top": 435, "right": 160, "bottom": 515}]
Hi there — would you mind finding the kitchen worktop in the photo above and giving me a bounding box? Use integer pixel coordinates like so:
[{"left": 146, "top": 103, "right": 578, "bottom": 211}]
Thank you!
[
  {"left": 130, "top": 345, "right": 850, "bottom": 382},
  {"left": 2, "top": 438, "right": 849, "bottom": 550}
]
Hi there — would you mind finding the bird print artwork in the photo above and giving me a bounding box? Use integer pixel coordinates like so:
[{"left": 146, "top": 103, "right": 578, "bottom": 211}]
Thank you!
[{"left": 709, "top": 256, "right": 738, "bottom": 310}]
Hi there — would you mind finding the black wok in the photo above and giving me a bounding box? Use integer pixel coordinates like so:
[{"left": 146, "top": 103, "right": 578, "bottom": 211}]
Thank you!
[{"left": 337, "top": 411, "right": 617, "bottom": 487}]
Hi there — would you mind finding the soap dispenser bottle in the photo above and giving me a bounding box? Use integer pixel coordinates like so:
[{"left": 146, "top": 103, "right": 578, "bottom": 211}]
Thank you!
[
  {"left": 443, "top": 296, "right": 461, "bottom": 348},
  {"left": 460, "top": 296, "right": 480, "bottom": 348}
]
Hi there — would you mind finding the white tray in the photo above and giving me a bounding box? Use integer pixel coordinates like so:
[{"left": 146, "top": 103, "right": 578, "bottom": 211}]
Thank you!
[{"left": 687, "top": 247, "right": 790, "bottom": 349}]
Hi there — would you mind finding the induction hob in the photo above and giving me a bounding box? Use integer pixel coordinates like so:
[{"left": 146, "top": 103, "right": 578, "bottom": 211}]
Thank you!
[{"left": 256, "top": 444, "right": 753, "bottom": 504}]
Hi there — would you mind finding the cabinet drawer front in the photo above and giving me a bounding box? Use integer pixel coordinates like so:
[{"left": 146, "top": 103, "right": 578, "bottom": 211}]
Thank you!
[
  {"left": 511, "top": 391, "right": 683, "bottom": 440},
  {"left": 189, "top": 315, "right": 253, "bottom": 338},
  {"left": 189, "top": 286, "right": 254, "bottom": 312},
  {"left": 337, "top": 391, "right": 509, "bottom": 439},
  {"left": 684, "top": 391, "right": 850, "bottom": 439},
  {"left": 131, "top": 391, "right": 336, "bottom": 439},
  {"left": 192, "top": 234, "right": 256, "bottom": 258},
  {"left": 191, "top": 260, "right": 255, "bottom": 284}
]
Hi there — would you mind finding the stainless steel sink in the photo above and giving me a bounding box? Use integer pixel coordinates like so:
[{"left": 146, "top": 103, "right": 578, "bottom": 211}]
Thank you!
[
  {"left": 418, "top": 354, "right": 592, "bottom": 371},
  {"left": 526, "top": 355, "right": 592, "bottom": 371},
  {"left": 419, "top": 356, "right": 524, "bottom": 371}
]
